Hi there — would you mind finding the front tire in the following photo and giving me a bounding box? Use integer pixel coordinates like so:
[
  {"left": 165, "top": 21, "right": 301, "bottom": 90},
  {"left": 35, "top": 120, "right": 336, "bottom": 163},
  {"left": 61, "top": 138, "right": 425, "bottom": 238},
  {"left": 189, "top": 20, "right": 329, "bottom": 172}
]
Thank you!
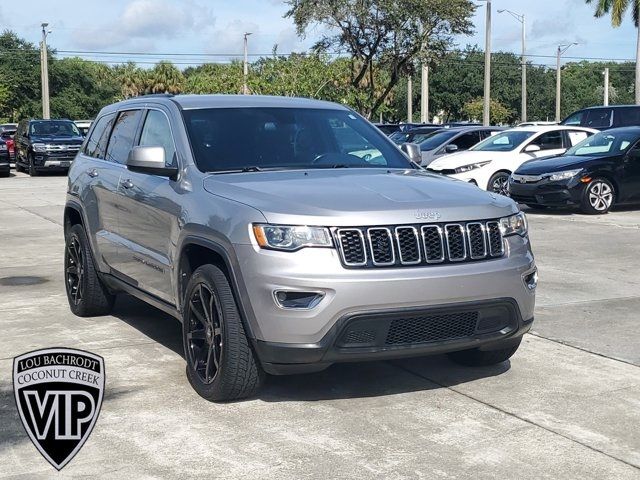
[
  {"left": 183, "top": 265, "right": 264, "bottom": 402},
  {"left": 580, "top": 178, "right": 614, "bottom": 214},
  {"left": 487, "top": 171, "right": 511, "bottom": 196},
  {"left": 64, "top": 224, "right": 115, "bottom": 317},
  {"left": 28, "top": 154, "right": 38, "bottom": 176},
  {"left": 448, "top": 337, "right": 522, "bottom": 366}
]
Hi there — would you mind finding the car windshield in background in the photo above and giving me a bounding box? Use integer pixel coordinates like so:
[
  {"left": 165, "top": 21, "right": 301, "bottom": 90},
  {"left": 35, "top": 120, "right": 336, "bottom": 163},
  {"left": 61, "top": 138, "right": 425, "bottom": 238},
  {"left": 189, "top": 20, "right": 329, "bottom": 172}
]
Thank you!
[
  {"left": 183, "top": 108, "right": 413, "bottom": 172},
  {"left": 471, "top": 130, "right": 535, "bottom": 152},
  {"left": 29, "top": 120, "right": 80, "bottom": 137},
  {"left": 418, "top": 130, "right": 459, "bottom": 150},
  {"left": 565, "top": 130, "right": 640, "bottom": 156}
]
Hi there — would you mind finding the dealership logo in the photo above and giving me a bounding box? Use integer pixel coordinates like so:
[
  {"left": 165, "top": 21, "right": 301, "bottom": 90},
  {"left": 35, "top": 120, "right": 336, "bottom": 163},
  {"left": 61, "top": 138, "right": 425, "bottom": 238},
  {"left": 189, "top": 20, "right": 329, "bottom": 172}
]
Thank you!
[{"left": 13, "top": 348, "right": 105, "bottom": 470}]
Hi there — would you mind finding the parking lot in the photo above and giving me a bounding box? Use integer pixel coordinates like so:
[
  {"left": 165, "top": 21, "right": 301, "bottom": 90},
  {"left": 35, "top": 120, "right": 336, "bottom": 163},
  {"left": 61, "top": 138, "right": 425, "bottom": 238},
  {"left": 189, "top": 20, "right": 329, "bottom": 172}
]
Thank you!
[{"left": 0, "top": 171, "right": 639, "bottom": 479}]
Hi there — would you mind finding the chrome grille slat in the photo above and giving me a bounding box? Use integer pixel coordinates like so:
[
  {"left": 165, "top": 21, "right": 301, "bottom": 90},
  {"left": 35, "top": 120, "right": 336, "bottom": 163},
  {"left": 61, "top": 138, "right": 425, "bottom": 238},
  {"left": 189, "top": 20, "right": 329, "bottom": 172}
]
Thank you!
[
  {"left": 444, "top": 224, "right": 467, "bottom": 262},
  {"left": 367, "top": 228, "right": 395, "bottom": 266},
  {"left": 395, "top": 227, "right": 421, "bottom": 265},
  {"left": 421, "top": 225, "right": 445, "bottom": 263},
  {"left": 335, "top": 220, "right": 505, "bottom": 268}
]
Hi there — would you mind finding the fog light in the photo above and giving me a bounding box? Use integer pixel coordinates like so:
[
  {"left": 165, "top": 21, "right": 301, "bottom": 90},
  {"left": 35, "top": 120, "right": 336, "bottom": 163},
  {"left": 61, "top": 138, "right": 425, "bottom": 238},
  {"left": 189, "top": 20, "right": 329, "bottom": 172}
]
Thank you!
[
  {"left": 273, "top": 290, "right": 325, "bottom": 309},
  {"left": 523, "top": 269, "right": 538, "bottom": 291}
]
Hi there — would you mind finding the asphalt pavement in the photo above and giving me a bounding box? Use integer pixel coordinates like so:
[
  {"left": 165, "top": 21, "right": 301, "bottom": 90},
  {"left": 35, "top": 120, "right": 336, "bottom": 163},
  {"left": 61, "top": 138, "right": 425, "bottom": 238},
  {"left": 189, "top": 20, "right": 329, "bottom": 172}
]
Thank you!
[{"left": 0, "top": 171, "right": 639, "bottom": 479}]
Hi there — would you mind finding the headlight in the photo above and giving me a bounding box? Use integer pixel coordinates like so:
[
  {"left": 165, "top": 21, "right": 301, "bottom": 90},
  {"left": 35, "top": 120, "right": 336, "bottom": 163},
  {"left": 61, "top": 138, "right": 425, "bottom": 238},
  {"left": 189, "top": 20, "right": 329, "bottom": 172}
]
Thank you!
[
  {"left": 252, "top": 224, "right": 333, "bottom": 251},
  {"left": 32, "top": 143, "right": 47, "bottom": 152},
  {"left": 499, "top": 212, "right": 528, "bottom": 237},
  {"left": 454, "top": 161, "right": 491, "bottom": 174},
  {"left": 545, "top": 169, "right": 582, "bottom": 182}
]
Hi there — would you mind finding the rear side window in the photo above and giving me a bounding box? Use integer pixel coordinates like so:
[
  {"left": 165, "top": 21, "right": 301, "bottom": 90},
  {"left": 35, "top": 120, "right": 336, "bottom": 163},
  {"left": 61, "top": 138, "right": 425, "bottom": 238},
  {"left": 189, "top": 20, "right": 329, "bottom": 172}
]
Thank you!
[
  {"left": 584, "top": 109, "right": 613, "bottom": 129},
  {"left": 105, "top": 110, "right": 143, "bottom": 164},
  {"left": 531, "top": 130, "right": 563, "bottom": 150},
  {"left": 84, "top": 113, "right": 115, "bottom": 159},
  {"left": 615, "top": 107, "right": 640, "bottom": 127},
  {"left": 138, "top": 110, "right": 177, "bottom": 167},
  {"left": 567, "top": 130, "right": 590, "bottom": 146}
]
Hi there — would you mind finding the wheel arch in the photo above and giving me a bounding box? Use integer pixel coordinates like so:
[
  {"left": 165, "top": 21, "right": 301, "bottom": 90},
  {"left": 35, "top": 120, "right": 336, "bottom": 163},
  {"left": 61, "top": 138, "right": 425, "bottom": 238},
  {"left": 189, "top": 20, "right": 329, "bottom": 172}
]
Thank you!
[
  {"left": 587, "top": 171, "right": 620, "bottom": 201},
  {"left": 176, "top": 235, "right": 260, "bottom": 340},
  {"left": 486, "top": 169, "right": 512, "bottom": 190}
]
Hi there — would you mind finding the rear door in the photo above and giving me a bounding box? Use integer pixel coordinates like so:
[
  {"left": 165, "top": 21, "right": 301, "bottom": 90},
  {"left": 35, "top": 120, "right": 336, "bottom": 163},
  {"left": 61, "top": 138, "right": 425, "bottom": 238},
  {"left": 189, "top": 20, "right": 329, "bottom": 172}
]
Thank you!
[
  {"left": 613, "top": 107, "right": 640, "bottom": 128},
  {"left": 115, "top": 107, "right": 181, "bottom": 302},
  {"left": 620, "top": 140, "right": 640, "bottom": 201},
  {"left": 74, "top": 112, "right": 124, "bottom": 272}
]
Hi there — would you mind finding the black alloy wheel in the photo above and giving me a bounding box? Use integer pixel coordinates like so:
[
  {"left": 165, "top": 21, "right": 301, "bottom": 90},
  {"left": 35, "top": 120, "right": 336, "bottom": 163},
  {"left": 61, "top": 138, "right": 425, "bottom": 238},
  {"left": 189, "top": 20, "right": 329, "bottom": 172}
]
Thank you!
[
  {"left": 186, "top": 283, "right": 224, "bottom": 385},
  {"left": 65, "top": 235, "right": 84, "bottom": 306}
]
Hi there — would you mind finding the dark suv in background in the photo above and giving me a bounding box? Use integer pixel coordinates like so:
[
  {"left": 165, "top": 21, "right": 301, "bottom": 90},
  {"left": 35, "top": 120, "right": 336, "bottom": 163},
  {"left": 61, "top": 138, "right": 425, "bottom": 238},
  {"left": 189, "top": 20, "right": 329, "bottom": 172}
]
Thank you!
[
  {"left": 561, "top": 105, "right": 640, "bottom": 131},
  {"left": 15, "top": 119, "right": 84, "bottom": 176}
]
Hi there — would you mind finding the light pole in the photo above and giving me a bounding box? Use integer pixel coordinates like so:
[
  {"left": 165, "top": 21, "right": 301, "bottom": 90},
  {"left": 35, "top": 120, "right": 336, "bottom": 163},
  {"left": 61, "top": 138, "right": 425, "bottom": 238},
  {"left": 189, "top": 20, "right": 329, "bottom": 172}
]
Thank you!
[
  {"left": 603, "top": 67, "right": 610, "bottom": 106},
  {"left": 243, "top": 32, "right": 252, "bottom": 95},
  {"left": 498, "top": 9, "right": 526, "bottom": 122},
  {"left": 556, "top": 43, "right": 578, "bottom": 122},
  {"left": 482, "top": 0, "right": 492, "bottom": 126},
  {"left": 40, "top": 23, "right": 51, "bottom": 119}
]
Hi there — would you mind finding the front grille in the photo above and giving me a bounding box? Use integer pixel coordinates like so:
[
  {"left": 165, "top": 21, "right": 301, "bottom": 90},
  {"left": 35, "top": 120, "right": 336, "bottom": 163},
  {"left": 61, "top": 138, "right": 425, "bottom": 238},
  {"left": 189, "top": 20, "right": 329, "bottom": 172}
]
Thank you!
[
  {"left": 385, "top": 311, "right": 479, "bottom": 345},
  {"left": 335, "top": 220, "right": 504, "bottom": 268}
]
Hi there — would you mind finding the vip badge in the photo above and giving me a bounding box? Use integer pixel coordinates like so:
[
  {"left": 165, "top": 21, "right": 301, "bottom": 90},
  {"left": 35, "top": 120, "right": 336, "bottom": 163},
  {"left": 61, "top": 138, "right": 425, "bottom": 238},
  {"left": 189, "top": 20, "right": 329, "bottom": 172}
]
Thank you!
[{"left": 13, "top": 348, "right": 105, "bottom": 470}]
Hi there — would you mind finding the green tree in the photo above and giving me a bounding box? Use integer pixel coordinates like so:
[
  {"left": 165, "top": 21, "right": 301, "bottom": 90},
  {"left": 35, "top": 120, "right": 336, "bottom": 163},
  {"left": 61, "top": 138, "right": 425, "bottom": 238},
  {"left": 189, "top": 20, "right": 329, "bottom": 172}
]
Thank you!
[
  {"left": 586, "top": 0, "right": 640, "bottom": 103},
  {"left": 285, "top": 0, "right": 475, "bottom": 118},
  {"left": 148, "top": 61, "right": 184, "bottom": 94},
  {"left": 0, "top": 30, "right": 41, "bottom": 120},
  {"left": 462, "top": 97, "right": 511, "bottom": 124}
]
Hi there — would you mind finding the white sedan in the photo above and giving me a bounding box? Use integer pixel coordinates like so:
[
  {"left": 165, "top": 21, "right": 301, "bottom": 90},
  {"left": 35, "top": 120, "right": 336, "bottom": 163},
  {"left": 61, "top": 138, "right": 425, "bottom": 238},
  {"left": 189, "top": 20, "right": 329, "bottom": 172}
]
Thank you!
[{"left": 426, "top": 126, "right": 597, "bottom": 195}]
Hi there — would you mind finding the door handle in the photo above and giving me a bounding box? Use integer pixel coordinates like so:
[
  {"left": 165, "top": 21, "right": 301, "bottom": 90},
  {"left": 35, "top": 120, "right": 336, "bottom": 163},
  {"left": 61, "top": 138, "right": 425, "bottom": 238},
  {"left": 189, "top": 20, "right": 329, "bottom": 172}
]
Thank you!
[
  {"left": 86, "top": 168, "right": 98, "bottom": 178},
  {"left": 122, "top": 179, "right": 134, "bottom": 189}
]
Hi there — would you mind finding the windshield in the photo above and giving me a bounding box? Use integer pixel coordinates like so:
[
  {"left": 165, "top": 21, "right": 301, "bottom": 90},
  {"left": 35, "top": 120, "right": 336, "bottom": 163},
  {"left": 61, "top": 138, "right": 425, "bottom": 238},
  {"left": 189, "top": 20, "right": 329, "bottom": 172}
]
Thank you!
[
  {"left": 183, "top": 108, "right": 414, "bottom": 172},
  {"left": 30, "top": 120, "right": 80, "bottom": 137},
  {"left": 471, "top": 130, "right": 535, "bottom": 152},
  {"left": 418, "top": 130, "right": 459, "bottom": 150},
  {"left": 565, "top": 130, "right": 640, "bottom": 156}
]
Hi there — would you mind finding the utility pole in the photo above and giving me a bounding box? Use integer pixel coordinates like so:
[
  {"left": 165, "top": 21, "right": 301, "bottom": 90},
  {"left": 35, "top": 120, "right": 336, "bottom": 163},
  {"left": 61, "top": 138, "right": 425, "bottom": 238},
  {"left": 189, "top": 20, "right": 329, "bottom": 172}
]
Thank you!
[
  {"left": 498, "top": 10, "right": 526, "bottom": 122},
  {"left": 40, "top": 23, "right": 50, "bottom": 119},
  {"left": 556, "top": 43, "right": 578, "bottom": 122},
  {"left": 243, "top": 32, "right": 252, "bottom": 95},
  {"left": 483, "top": 0, "right": 492, "bottom": 126},
  {"left": 603, "top": 67, "right": 610, "bottom": 106},
  {"left": 421, "top": 64, "right": 429, "bottom": 123},
  {"left": 407, "top": 76, "right": 413, "bottom": 123}
]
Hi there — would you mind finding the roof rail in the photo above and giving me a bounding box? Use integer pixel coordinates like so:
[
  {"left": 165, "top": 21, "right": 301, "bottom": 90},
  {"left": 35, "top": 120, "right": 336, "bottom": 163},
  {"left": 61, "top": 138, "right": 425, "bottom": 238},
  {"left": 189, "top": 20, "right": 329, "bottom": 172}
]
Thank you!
[{"left": 139, "top": 93, "right": 175, "bottom": 98}]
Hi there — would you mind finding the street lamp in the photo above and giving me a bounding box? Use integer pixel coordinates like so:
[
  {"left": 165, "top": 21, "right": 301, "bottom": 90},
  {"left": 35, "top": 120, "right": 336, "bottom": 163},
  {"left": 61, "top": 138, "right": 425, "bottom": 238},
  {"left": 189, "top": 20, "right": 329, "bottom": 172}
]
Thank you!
[
  {"left": 40, "top": 23, "right": 51, "bottom": 119},
  {"left": 556, "top": 43, "right": 578, "bottom": 122},
  {"left": 243, "top": 32, "right": 252, "bottom": 95},
  {"left": 498, "top": 9, "right": 526, "bottom": 122}
]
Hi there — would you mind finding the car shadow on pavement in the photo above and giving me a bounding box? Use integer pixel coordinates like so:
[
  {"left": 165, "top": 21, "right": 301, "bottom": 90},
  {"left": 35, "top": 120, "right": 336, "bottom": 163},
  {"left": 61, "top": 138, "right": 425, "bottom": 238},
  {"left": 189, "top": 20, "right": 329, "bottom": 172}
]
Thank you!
[
  {"left": 0, "top": 383, "right": 31, "bottom": 451},
  {"left": 109, "top": 295, "right": 512, "bottom": 402}
]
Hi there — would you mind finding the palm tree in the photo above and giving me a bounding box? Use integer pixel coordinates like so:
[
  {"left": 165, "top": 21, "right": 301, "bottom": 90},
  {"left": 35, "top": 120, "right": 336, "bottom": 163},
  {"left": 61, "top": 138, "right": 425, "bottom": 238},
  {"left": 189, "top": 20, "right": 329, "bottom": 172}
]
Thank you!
[{"left": 586, "top": 0, "right": 640, "bottom": 104}]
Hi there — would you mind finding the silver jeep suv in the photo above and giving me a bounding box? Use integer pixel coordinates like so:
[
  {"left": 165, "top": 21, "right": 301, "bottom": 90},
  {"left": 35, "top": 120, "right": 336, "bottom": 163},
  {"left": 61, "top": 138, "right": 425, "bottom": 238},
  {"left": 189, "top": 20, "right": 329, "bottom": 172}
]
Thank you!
[{"left": 64, "top": 95, "right": 537, "bottom": 401}]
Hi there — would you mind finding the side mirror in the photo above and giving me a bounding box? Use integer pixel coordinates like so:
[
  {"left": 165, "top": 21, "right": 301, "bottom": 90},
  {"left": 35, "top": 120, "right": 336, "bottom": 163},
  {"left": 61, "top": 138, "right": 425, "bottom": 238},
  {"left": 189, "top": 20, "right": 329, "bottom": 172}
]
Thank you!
[
  {"left": 445, "top": 144, "right": 459, "bottom": 153},
  {"left": 523, "top": 144, "right": 541, "bottom": 153},
  {"left": 400, "top": 143, "right": 422, "bottom": 165},
  {"left": 127, "top": 146, "right": 178, "bottom": 179}
]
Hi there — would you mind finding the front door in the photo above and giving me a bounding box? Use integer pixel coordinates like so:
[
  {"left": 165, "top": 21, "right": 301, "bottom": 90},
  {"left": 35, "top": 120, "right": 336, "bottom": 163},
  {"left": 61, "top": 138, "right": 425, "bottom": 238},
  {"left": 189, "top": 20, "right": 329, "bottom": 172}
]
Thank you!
[{"left": 115, "top": 108, "right": 181, "bottom": 303}]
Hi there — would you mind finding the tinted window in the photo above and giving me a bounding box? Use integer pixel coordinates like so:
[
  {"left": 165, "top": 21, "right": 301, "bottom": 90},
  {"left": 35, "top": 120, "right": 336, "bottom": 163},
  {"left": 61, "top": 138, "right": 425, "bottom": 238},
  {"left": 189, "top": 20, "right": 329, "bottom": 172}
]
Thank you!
[
  {"left": 84, "top": 113, "right": 115, "bottom": 159},
  {"left": 562, "top": 111, "right": 584, "bottom": 126},
  {"left": 454, "top": 131, "right": 481, "bottom": 150},
  {"left": 183, "top": 108, "right": 413, "bottom": 172},
  {"left": 139, "top": 110, "right": 176, "bottom": 167},
  {"left": 531, "top": 130, "right": 563, "bottom": 150},
  {"left": 615, "top": 107, "right": 640, "bottom": 127},
  {"left": 105, "top": 110, "right": 142, "bottom": 164},
  {"left": 472, "top": 131, "right": 535, "bottom": 152},
  {"left": 29, "top": 120, "right": 80, "bottom": 137},
  {"left": 584, "top": 109, "right": 612, "bottom": 129},
  {"left": 417, "top": 131, "right": 458, "bottom": 150}
]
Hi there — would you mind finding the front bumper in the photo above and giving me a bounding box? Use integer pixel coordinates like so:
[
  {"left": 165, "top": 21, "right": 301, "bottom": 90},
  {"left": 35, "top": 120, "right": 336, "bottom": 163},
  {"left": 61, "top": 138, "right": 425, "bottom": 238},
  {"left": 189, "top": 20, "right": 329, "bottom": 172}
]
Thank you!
[
  {"left": 235, "top": 234, "right": 536, "bottom": 373},
  {"left": 508, "top": 177, "right": 583, "bottom": 206},
  {"left": 33, "top": 151, "right": 77, "bottom": 170}
]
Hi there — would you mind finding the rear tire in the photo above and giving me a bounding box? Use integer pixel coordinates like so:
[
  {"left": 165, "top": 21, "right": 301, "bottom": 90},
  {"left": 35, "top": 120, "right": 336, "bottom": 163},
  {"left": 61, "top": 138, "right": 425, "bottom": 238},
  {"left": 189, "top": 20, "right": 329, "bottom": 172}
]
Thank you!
[
  {"left": 580, "top": 178, "right": 614, "bottom": 215},
  {"left": 14, "top": 158, "right": 23, "bottom": 173},
  {"left": 183, "top": 264, "right": 264, "bottom": 402},
  {"left": 64, "top": 224, "right": 115, "bottom": 317},
  {"left": 448, "top": 338, "right": 522, "bottom": 366}
]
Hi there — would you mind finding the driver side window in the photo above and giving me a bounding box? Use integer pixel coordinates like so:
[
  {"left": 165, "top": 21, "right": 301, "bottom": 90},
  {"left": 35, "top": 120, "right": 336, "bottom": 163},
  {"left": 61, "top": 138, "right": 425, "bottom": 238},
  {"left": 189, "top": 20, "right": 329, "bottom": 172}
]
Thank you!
[
  {"left": 531, "top": 131, "right": 563, "bottom": 151},
  {"left": 328, "top": 118, "right": 385, "bottom": 165},
  {"left": 139, "top": 110, "right": 177, "bottom": 167}
]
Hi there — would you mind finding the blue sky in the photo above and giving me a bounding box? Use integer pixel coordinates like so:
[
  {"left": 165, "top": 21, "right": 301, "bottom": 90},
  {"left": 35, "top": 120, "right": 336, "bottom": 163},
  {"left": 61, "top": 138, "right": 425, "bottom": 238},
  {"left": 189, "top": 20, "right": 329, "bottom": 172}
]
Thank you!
[{"left": 2, "top": 0, "right": 638, "bottom": 66}]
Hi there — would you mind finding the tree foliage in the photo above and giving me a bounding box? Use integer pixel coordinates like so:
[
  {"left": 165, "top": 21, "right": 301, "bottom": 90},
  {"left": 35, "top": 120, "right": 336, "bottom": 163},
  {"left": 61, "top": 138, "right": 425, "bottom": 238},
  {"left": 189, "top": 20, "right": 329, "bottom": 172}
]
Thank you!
[
  {"left": 462, "top": 98, "right": 511, "bottom": 124},
  {"left": 285, "top": 0, "right": 475, "bottom": 117}
]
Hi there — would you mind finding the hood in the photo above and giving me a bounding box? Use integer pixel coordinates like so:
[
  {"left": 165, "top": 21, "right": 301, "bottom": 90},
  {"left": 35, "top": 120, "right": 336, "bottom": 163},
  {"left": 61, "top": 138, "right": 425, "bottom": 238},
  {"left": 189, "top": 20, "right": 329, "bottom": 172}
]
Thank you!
[
  {"left": 203, "top": 169, "right": 517, "bottom": 226},
  {"left": 428, "top": 150, "right": 510, "bottom": 170},
  {"left": 515, "top": 154, "right": 616, "bottom": 175},
  {"left": 31, "top": 135, "right": 83, "bottom": 144}
]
